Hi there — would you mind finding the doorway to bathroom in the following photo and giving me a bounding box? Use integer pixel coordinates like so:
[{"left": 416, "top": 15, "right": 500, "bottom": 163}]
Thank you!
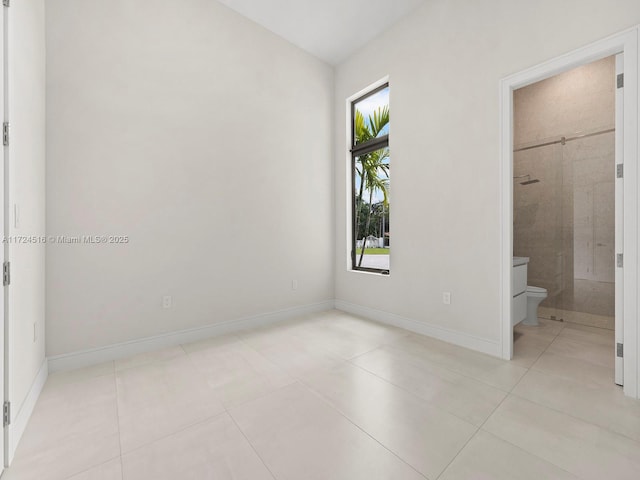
[
  {"left": 499, "top": 27, "right": 640, "bottom": 399},
  {"left": 512, "top": 54, "right": 620, "bottom": 380},
  {"left": 513, "top": 56, "right": 616, "bottom": 331}
]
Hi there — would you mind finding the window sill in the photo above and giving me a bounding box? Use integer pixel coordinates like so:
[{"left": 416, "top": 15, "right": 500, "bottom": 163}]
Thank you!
[{"left": 348, "top": 268, "right": 390, "bottom": 277}]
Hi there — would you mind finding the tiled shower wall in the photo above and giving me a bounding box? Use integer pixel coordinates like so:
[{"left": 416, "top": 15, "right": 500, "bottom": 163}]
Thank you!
[{"left": 513, "top": 56, "right": 615, "bottom": 329}]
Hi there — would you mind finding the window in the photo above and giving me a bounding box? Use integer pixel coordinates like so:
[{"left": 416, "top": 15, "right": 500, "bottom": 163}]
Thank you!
[{"left": 350, "top": 83, "right": 390, "bottom": 274}]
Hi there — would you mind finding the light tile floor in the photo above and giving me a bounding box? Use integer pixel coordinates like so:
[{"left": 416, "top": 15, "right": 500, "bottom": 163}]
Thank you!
[{"left": 5, "top": 311, "right": 640, "bottom": 480}]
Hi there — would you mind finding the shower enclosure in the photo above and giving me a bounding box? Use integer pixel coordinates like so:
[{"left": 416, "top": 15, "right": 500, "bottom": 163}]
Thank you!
[{"left": 513, "top": 128, "right": 615, "bottom": 329}]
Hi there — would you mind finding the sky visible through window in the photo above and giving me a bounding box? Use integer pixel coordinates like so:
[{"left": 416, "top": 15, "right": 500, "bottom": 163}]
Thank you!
[{"left": 354, "top": 87, "right": 389, "bottom": 139}]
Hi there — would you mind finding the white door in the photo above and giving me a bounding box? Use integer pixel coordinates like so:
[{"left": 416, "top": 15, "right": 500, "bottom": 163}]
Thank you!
[{"left": 615, "top": 53, "right": 624, "bottom": 386}]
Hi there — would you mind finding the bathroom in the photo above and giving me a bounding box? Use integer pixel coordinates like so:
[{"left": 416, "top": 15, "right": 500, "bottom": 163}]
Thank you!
[{"left": 512, "top": 56, "right": 618, "bottom": 374}]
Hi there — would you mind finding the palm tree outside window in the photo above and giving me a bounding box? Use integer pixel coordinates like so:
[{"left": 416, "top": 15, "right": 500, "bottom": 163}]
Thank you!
[{"left": 350, "top": 84, "right": 390, "bottom": 274}]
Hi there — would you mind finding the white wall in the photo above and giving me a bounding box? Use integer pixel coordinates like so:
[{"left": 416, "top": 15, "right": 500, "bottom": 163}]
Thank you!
[
  {"left": 45, "top": 0, "right": 334, "bottom": 357},
  {"left": 334, "top": 0, "right": 640, "bottom": 349},
  {"left": 8, "top": 0, "right": 46, "bottom": 432}
]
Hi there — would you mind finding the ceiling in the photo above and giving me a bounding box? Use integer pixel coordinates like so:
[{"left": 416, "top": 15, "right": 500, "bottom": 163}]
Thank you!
[{"left": 216, "top": 0, "right": 427, "bottom": 65}]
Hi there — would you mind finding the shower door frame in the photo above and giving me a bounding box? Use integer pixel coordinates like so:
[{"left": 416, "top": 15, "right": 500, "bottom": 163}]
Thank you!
[{"left": 499, "top": 26, "right": 640, "bottom": 399}]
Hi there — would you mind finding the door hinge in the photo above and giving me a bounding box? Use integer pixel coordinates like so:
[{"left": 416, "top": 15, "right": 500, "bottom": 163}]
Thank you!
[
  {"left": 3, "top": 261, "right": 10, "bottom": 286},
  {"left": 617, "top": 253, "right": 623, "bottom": 268},
  {"left": 617, "top": 164, "right": 623, "bottom": 179},
  {"left": 2, "top": 0, "right": 9, "bottom": 8},
  {"left": 2, "top": 122, "right": 8, "bottom": 146},
  {"left": 617, "top": 342, "right": 624, "bottom": 358},
  {"left": 617, "top": 73, "right": 624, "bottom": 89},
  {"left": 3, "top": 401, "right": 10, "bottom": 427}
]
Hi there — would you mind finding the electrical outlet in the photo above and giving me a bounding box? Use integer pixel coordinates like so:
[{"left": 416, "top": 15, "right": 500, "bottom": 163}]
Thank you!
[
  {"left": 292, "top": 280, "right": 298, "bottom": 291},
  {"left": 443, "top": 292, "right": 451, "bottom": 305},
  {"left": 162, "top": 295, "right": 173, "bottom": 309}
]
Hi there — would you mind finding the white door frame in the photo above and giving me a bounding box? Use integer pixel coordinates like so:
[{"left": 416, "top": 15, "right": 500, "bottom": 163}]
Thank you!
[
  {"left": 499, "top": 26, "right": 640, "bottom": 399},
  {"left": 615, "top": 53, "right": 625, "bottom": 386},
  {"left": 0, "top": 1, "right": 5, "bottom": 473}
]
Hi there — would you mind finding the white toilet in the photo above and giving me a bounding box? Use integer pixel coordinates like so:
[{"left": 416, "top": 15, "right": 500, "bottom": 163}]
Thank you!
[{"left": 524, "top": 286, "right": 547, "bottom": 326}]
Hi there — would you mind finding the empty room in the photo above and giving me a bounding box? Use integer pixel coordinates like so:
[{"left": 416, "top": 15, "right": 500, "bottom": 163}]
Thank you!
[{"left": 1, "top": 0, "right": 640, "bottom": 479}]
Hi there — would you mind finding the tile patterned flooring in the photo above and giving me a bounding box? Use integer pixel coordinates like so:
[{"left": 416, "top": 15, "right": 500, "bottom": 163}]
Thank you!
[{"left": 4, "top": 311, "right": 640, "bottom": 479}]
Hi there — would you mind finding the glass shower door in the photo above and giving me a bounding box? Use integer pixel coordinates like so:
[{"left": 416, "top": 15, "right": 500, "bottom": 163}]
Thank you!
[{"left": 513, "top": 142, "right": 565, "bottom": 319}]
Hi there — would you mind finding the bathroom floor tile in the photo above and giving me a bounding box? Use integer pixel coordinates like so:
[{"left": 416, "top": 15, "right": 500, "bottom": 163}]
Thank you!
[
  {"left": 229, "top": 383, "right": 425, "bottom": 480},
  {"left": 483, "top": 396, "right": 640, "bottom": 480},
  {"left": 121, "top": 414, "right": 274, "bottom": 480},
  {"left": 439, "top": 430, "right": 579, "bottom": 480},
  {"left": 301, "top": 362, "right": 477, "bottom": 479},
  {"left": 352, "top": 345, "right": 506, "bottom": 426}
]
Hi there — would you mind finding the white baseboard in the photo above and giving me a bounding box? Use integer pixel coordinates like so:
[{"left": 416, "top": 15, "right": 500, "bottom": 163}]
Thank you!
[
  {"left": 335, "top": 299, "right": 501, "bottom": 357},
  {"left": 48, "top": 300, "right": 335, "bottom": 373},
  {"left": 7, "top": 358, "right": 48, "bottom": 466}
]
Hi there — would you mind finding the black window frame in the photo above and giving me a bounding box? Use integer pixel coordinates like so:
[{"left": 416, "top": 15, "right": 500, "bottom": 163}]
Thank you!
[{"left": 350, "top": 83, "right": 390, "bottom": 275}]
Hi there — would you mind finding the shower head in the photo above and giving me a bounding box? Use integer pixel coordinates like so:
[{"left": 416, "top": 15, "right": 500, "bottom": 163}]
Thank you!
[
  {"left": 513, "top": 174, "right": 540, "bottom": 185},
  {"left": 520, "top": 179, "right": 540, "bottom": 185}
]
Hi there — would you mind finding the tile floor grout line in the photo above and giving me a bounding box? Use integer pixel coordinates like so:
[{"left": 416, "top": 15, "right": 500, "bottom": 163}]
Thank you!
[
  {"left": 297, "top": 380, "right": 431, "bottom": 480},
  {"left": 347, "top": 343, "right": 517, "bottom": 396},
  {"left": 344, "top": 331, "right": 413, "bottom": 362},
  {"left": 345, "top": 356, "right": 494, "bottom": 429},
  {"left": 485, "top": 319, "right": 640, "bottom": 477},
  {"left": 516, "top": 319, "right": 566, "bottom": 377},
  {"left": 58, "top": 456, "right": 122, "bottom": 480},
  {"left": 113, "top": 373, "right": 122, "bottom": 458},
  {"left": 179, "top": 332, "right": 301, "bottom": 412},
  {"left": 506, "top": 381, "right": 640, "bottom": 446},
  {"left": 225, "top": 407, "right": 280, "bottom": 480},
  {"left": 111, "top": 368, "right": 125, "bottom": 480},
  {"left": 115, "top": 345, "right": 232, "bottom": 459},
  {"left": 474, "top": 392, "right": 630, "bottom": 480},
  {"left": 509, "top": 327, "right": 636, "bottom": 447},
  {"left": 219, "top": 379, "right": 298, "bottom": 411},
  {"left": 436, "top": 320, "right": 567, "bottom": 479},
  {"left": 555, "top": 330, "right": 616, "bottom": 349},
  {"left": 392, "top": 341, "right": 526, "bottom": 393},
  {"left": 475, "top": 429, "right": 582, "bottom": 480},
  {"left": 434, "top": 396, "right": 510, "bottom": 479},
  {"left": 347, "top": 345, "right": 389, "bottom": 361},
  {"left": 12, "top": 312, "right": 632, "bottom": 479},
  {"left": 118, "top": 410, "right": 230, "bottom": 458},
  {"left": 234, "top": 316, "right": 411, "bottom": 368},
  {"left": 509, "top": 319, "right": 564, "bottom": 393}
]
